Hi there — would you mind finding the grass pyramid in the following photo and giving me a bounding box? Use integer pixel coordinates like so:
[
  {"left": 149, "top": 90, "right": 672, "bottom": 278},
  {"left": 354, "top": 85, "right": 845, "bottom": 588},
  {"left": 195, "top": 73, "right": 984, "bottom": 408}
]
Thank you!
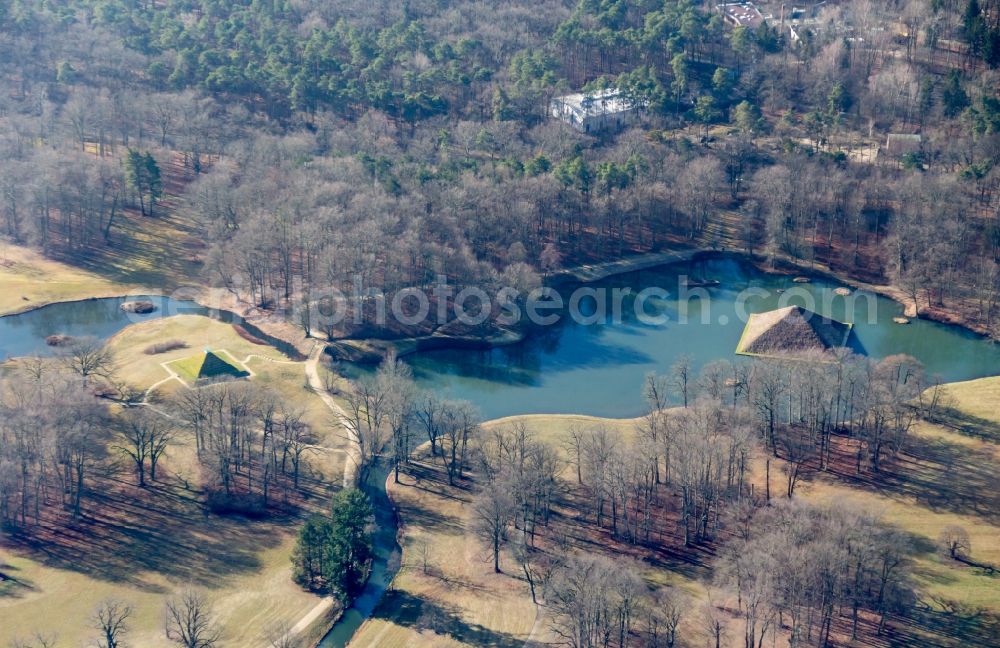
[
  {"left": 736, "top": 306, "right": 851, "bottom": 358},
  {"left": 196, "top": 349, "right": 247, "bottom": 379},
  {"left": 172, "top": 348, "right": 249, "bottom": 383}
]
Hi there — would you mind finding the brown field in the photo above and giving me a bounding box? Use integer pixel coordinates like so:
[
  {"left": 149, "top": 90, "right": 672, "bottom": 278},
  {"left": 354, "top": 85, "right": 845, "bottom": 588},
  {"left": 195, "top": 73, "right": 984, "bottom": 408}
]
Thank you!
[{"left": 0, "top": 242, "right": 138, "bottom": 316}]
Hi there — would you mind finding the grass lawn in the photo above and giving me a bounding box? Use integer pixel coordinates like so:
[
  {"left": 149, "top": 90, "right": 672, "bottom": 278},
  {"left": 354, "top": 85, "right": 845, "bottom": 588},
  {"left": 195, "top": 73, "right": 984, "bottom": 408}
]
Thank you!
[
  {"left": 104, "top": 314, "right": 347, "bottom": 470},
  {"left": 1, "top": 315, "right": 350, "bottom": 647},
  {"left": 106, "top": 315, "right": 275, "bottom": 387},
  {"left": 1, "top": 525, "right": 321, "bottom": 647},
  {"left": 798, "top": 378, "right": 1000, "bottom": 623},
  {"left": 105, "top": 316, "right": 345, "bottom": 429},
  {"left": 0, "top": 407, "right": 342, "bottom": 648},
  {"left": 0, "top": 242, "right": 138, "bottom": 316}
]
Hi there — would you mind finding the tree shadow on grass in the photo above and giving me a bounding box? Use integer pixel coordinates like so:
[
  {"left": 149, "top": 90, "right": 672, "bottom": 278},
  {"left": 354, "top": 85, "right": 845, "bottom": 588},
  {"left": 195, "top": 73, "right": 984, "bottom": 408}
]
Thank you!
[
  {"left": 546, "top": 487, "right": 712, "bottom": 583},
  {"left": 392, "top": 461, "right": 468, "bottom": 536},
  {"left": 0, "top": 561, "right": 37, "bottom": 599},
  {"left": 369, "top": 589, "right": 526, "bottom": 648},
  {"left": 825, "top": 433, "right": 1000, "bottom": 524},
  {"left": 890, "top": 604, "right": 1000, "bottom": 647},
  {"left": 926, "top": 406, "right": 1000, "bottom": 444},
  {"left": 396, "top": 494, "right": 465, "bottom": 537},
  {"left": 2, "top": 478, "right": 294, "bottom": 593}
]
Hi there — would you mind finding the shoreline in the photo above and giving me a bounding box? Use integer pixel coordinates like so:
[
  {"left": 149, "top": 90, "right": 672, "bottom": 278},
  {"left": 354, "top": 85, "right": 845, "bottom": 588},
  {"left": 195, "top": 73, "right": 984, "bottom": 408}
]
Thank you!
[
  {"left": 319, "top": 247, "right": 995, "bottom": 363},
  {"left": 323, "top": 326, "right": 524, "bottom": 364},
  {"left": 3, "top": 246, "right": 993, "bottom": 365},
  {"left": 0, "top": 289, "right": 154, "bottom": 318}
]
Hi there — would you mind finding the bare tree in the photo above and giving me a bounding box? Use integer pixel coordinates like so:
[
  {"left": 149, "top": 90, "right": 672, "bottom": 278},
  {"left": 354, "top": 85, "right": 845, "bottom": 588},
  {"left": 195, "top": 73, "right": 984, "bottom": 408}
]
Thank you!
[
  {"left": 700, "top": 598, "right": 729, "bottom": 648},
  {"left": 61, "top": 337, "right": 117, "bottom": 385},
  {"left": 339, "top": 375, "right": 389, "bottom": 482},
  {"left": 8, "top": 632, "right": 58, "bottom": 648},
  {"left": 265, "top": 621, "right": 301, "bottom": 648},
  {"left": 512, "top": 539, "right": 552, "bottom": 605},
  {"left": 413, "top": 392, "right": 444, "bottom": 457},
  {"left": 777, "top": 425, "right": 816, "bottom": 498},
  {"left": 92, "top": 599, "right": 132, "bottom": 648},
  {"left": 644, "top": 587, "right": 688, "bottom": 648},
  {"left": 545, "top": 554, "right": 644, "bottom": 648},
  {"left": 440, "top": 400, "right": 480, "bottom": 485},
  {"left": 471, "top": 486, "right": 516, "bottom": 573},
  {"left": 939, "top": 525, "right": 971, "bottom": 561},
  {"left": 116, "top": 408, "right": 174, "bottom": 486},
  {"left": 164, "top": 590, "right": 222, "bottom": 648},
  {"left": 670, "top": 354, "right": 693, "bottom": 407},
  {"left": 380, "top": 354, "right": 415, "bottom": 483}
]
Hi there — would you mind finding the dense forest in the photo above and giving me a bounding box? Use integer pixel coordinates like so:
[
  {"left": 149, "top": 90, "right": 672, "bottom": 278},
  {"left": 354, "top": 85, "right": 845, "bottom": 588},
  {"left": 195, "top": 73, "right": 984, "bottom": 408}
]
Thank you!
[{"left": 1, "top": 0, "right": 1000, "bottom": 339}]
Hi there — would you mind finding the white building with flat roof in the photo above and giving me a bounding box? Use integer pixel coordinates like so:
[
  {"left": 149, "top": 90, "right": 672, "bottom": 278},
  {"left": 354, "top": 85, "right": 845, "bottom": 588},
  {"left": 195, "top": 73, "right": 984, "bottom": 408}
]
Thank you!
[
  {"left": 550, "top": 88, "right": 638, "bottom": 134},
  {"left": 717, "top": 2, "right": 765, "bottom": 29}
]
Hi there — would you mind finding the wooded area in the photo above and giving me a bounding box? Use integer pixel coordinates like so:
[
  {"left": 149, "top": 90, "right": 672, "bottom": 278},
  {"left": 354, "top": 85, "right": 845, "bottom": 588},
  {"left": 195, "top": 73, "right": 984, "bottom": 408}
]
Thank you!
[
  {"left": 1, "top": 0, "right": 1000, "bottom": 337},
  {"left": 354, "top": 348, "right": 943, "bottom": 648}
]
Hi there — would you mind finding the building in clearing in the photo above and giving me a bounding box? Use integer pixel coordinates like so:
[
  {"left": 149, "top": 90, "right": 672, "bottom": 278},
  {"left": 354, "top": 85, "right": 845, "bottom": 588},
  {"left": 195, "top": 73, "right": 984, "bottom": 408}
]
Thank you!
[
  {"left": 717, "top": 2, "right": 765, "bottom": 29},
  {"left": 883, "top": 133, "right": 922, "bottom": 157},
  {"left": 550, "top": 88, "right": 638, "bottom": 134},
  {"left": 735, "top": 306, "right": 852, "bottom": 358}
]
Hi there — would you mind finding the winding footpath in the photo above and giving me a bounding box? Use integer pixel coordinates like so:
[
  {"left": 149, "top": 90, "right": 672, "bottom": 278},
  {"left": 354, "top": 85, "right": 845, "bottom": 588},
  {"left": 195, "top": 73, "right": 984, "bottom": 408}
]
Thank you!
[
  {"left": 286, "top": 343, "right": 365, "bottom": 645},
  {"left": 304, "top": 344, "right": 359, "bottom": 488}
]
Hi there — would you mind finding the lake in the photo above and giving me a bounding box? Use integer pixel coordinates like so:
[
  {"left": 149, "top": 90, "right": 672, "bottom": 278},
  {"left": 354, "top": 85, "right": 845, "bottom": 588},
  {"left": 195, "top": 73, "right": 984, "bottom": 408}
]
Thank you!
[
  {"left": 3, "top": 260, "right": 999, "bottom": 421},
  {"left": 356, "top": 259, "right": 1000, "bottom": 420},
  {"left": 0, "top": 295, "right": 211, "bottom": 360},
  {"left": 4, "top": 259, "right": 1000, "bottom": 647}
]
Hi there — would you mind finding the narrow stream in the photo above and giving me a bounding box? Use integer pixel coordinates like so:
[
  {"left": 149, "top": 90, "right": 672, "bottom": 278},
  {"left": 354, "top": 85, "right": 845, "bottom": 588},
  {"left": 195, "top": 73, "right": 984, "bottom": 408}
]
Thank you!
[{"left": 318, "top": 463, "right": 401, "bottom": 647}]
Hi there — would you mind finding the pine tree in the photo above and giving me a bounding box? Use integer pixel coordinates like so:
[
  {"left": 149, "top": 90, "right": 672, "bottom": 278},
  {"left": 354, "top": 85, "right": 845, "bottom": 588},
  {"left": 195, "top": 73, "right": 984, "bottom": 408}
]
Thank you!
[
  {"left": 291, "top": 488, "right": 374, "bottom": 601},
  {"left": 123, "top": 149, "right": 162, "bottom": 217}
]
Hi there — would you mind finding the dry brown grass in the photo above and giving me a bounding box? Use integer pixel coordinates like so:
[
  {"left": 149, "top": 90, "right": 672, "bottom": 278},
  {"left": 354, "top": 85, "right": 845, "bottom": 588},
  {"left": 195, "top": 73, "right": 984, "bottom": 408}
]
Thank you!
[
  {"left": 0, "top": 242, "right": 138, "bottom": 316},
  {"left": 348, "top": 453, "right": 538, "bottom": 648}
]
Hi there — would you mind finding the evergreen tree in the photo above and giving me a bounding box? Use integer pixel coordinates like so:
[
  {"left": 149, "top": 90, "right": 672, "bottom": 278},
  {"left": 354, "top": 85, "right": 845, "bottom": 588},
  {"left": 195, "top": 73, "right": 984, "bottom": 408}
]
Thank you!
[
  {"left": 942, "top": 71, "right": 970, "bottom": 118},
  {"left": 491, "top": 87, "right": 513, "bottom": 121},
  {"left": 711, "top": 66, "right": 733, "bottom": 97},
  {"left": 693, "top": 95, "right": 721, "bottom": 124},
  {"left": 670, "top": 53, "right": 688, "bottom": 111},
  {"left": 291, "top": 488, "right": 374, "bottom": 601},
  {"left": 123, "top": 149, "right": 161, "bottom": 217},
  {"left": 733, "top": 100, "right": 764, "bottom": 137}
]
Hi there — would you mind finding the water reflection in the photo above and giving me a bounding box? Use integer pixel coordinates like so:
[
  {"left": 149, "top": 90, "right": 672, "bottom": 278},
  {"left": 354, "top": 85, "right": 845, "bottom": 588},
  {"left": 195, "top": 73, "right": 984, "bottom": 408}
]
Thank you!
[
  {"left": 0, "top": 295, "right": 212, "bottom": 360},
  {"left": 351, "top": 259, "right": 1000, "bottom": 420}
]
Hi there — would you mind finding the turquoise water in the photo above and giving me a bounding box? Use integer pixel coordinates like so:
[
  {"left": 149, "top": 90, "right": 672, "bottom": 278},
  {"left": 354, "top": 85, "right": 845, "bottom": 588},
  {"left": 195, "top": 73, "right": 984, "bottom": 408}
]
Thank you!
[
  {"left": 4, "top": 261, "right": 997, "bottom": 421},
  {"left": 0, "top": 295, "right": 211, "bottom": 360},
  {"left": 0, "top": 295, "right": 308, "bottom": 360},
  {"left": 370, "top": 259, "right": 1000, "bottom": 420}
]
